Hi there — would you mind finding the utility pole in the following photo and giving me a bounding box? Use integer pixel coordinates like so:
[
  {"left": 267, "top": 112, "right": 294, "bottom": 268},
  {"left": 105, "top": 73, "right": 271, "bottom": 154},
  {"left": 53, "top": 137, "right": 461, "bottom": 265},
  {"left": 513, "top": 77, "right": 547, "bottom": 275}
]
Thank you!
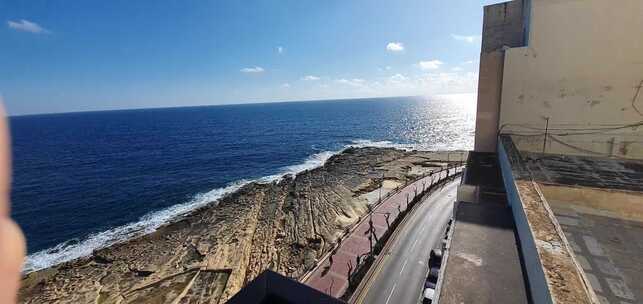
[
  {"left": 368, "top": 218, "right": 373, "bottom": 254},
  {"left": 542, "top": 116, "right": 550, "bottom": 156},
  {"left": 379, "top": 173, "right": 383, "bottom": 204}
]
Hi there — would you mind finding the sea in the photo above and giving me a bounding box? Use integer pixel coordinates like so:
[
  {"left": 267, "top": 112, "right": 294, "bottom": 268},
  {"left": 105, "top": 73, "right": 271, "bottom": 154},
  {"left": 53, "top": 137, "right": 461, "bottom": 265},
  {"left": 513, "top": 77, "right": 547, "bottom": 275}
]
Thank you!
[{"left": 10, "top": 95, "right": 475, "bottom": 273}]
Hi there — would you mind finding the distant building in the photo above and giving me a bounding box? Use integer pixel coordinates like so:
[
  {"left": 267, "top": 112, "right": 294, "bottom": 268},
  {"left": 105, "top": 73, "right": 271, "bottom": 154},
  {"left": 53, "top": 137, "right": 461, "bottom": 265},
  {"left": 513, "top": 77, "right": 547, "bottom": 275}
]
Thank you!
[{"left": 442, "top": 0, "right": 643, "bottom": 303}]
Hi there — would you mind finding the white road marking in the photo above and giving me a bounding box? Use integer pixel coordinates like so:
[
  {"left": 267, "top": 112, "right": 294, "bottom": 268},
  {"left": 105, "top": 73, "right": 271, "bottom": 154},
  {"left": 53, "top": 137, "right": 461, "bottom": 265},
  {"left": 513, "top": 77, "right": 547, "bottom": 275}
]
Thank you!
[
  {"left": 385, "top": 282, "right": 397, "bottom": 304},
  {"left": 400, "top": 259, "right": 409, "bottom": 274},
  {"left": 411, "top": 237, "right": 419, "bottom": 250}
]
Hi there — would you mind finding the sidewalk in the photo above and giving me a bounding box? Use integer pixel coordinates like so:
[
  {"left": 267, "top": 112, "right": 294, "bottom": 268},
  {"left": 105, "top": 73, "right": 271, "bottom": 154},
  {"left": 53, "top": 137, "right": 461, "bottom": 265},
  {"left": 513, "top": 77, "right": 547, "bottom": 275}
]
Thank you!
[{"left": 303, "top": 165, "right": 461, "bottom": 298}]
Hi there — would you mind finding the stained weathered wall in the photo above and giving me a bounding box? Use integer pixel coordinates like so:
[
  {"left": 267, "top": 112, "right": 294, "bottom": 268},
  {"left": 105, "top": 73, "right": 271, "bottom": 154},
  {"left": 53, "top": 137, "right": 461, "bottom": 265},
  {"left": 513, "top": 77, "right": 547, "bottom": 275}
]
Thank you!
[
  {"left": 499, "top": 0, "right": 643, "bottom": 159},
  {"left": 474, "top": 0, "right": 526, "bottom": 152}
]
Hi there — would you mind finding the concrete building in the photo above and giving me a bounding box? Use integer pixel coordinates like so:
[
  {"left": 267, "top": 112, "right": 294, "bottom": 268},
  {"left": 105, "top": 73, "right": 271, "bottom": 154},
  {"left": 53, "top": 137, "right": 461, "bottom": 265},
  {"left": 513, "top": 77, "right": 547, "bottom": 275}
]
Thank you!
[
  {"left": 227, "top": 1, "right": 642, "bottom": 303},
  {"left": 475, "top": 0, "right": 643, "bottom": 158},
  {"left": 444, "top": 0, "right": 643, "bottom": 303}
]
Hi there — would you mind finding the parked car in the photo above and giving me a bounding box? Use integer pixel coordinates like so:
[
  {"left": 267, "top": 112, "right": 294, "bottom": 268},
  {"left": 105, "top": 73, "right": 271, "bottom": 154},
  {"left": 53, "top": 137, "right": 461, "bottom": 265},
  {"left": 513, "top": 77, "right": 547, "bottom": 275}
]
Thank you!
[
  {"left": 423, "top": 287, "right": 435, "bottom": 304},
  {"left": 429, "top": 248, "right": 443, "bottom": 267},
  {"left": 427, "top": 266, "right": 440, "bottom": 283}
]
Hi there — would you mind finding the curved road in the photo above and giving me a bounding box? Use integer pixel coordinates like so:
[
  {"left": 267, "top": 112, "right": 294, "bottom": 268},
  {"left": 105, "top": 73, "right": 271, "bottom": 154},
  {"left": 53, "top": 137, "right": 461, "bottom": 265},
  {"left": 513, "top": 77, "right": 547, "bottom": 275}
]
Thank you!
[{"left": 358, "top": 179, "right": 459, "bottom": 304}]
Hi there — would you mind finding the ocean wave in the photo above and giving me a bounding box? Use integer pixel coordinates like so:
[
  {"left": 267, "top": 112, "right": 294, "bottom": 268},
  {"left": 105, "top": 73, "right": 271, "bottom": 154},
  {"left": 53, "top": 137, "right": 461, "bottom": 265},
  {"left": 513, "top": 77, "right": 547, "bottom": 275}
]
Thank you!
[
  {"left": 22, "top": 139, "right": 414, "bottom": 273},
  {"left": 22, "top": 181, "right": 248, "bottom": 273},
  {"left": 349, "top": 139, "right": 416, "bottom": 151}
]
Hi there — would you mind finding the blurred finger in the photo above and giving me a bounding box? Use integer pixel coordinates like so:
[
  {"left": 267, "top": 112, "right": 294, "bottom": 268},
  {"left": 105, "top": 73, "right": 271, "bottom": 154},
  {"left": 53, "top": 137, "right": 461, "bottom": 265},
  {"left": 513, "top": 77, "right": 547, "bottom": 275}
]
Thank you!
[
  {"left": 0, "top": 100, "right": 9, "bottom": 217},
  {"left": 0, "top": 98, "right": 25, "bottom": 304},
  {"left": 0, "top": 218, "right": 25, "bottom": 304}
]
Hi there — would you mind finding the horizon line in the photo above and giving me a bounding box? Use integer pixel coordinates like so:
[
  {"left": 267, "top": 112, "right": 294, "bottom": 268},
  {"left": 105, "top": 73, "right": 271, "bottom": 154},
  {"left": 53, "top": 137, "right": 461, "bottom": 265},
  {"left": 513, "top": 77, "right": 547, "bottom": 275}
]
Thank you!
[{"left": 8, "top": 93, "right": 476, "bottom": 118}]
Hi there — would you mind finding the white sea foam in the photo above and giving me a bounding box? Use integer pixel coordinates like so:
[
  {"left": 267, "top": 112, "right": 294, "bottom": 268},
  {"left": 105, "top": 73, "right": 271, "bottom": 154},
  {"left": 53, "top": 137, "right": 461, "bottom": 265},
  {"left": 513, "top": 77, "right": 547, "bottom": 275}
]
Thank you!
[
  {"left": 23, "top": 181, "right": 247, "bottom": 273},
  {"left": 349, "top": 139, "right": 416, "bottom": 151},
  {"left": 23, "top": 140, "right": 417, "bottom": 273}
]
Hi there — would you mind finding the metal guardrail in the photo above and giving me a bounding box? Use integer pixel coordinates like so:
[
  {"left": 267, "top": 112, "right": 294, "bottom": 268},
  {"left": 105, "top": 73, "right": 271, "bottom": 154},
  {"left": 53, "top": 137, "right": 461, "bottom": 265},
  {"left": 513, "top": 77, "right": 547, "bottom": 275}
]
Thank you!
[
  {"left": 300, "top": 164, "right": 462, "bottom": 284},
  {"left": 346, "top": 166, "right": 464, "bottom": 303}
]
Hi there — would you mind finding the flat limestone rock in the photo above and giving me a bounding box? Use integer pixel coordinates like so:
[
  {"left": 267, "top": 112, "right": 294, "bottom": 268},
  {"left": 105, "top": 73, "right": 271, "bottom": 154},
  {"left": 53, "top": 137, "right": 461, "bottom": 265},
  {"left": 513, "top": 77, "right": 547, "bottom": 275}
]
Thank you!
[{"left": 19, "top": 147, "right": 456, "bottom": 304}]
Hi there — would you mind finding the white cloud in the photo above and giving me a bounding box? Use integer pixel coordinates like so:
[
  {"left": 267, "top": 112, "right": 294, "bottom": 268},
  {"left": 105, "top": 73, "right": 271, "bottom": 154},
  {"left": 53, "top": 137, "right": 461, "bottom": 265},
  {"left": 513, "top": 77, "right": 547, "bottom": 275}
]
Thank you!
[
  {"left": 277, "top": 46, "right": 284, "bottom": 54},
  {"left": 417, "top": 72, "right": 479, "bottom": 94},
  {"left": 263, "top": 71, "right": 477, "bottom": 102},
  {"left": 281, "top": 83, "right": 291, "bottom": 88},
  {"left": 451, "top": 34, "right": 481, "bottom": 43},
  {"left": 372, "top": 71, "right": 478, "bottom": 96},
  {"left": 418, "top": 60, "right": 444, "bottom": 70},
  {"left": 389, "top": 74, "right": 408, "bottom": 84},
  {"left": 336, "top": 78, "right": 366, "bottom": 87},
  {"left": 451, "top": 67, "right": 463, "bottom": 72},
  {"left": 240, "top": 66, "right": 265, "bottom": 73},
  {"left": 386, "top": 42, "right": 404, "bottom": 52},
  {"left": 463, "top": 60, "right": 475, "bottom": 64},
  {"left": 7, "top": 19, "right": 49, "bottom": 34},
  {"left": 301, "top": 75, "right": 320, "bottom": 81}
]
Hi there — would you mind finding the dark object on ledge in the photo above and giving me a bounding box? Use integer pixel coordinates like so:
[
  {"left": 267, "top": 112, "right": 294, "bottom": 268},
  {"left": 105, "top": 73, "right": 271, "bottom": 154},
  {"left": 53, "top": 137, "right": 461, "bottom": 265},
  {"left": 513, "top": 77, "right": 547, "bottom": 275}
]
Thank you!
[{"left": 227, "top": 270, "right": 346, "bottom": 304}]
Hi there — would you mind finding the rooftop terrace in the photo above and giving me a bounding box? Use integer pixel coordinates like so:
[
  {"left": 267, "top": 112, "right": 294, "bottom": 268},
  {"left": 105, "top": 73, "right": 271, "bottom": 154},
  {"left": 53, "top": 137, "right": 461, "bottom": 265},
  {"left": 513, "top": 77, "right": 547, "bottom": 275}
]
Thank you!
[
  {"left": 522, "top": 150, "right": 643, "bottom": 303},
  {"left": 498, "top": 135, "right": 643, "bottom": 304}
]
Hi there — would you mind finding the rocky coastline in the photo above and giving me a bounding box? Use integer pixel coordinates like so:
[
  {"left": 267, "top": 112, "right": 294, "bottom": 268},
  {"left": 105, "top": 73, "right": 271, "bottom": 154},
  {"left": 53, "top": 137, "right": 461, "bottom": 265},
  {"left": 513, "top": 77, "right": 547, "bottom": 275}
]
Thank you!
[{"left": 19, "top": 147, "right": 463, "bottom": 303}]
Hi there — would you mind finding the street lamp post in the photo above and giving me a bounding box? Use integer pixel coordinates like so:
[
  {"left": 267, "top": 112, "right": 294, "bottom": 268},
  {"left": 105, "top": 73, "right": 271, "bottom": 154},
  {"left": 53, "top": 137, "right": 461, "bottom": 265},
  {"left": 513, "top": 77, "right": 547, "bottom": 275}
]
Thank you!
[{"left": 379, "top": 173, "right": 384, "bottom": 204}]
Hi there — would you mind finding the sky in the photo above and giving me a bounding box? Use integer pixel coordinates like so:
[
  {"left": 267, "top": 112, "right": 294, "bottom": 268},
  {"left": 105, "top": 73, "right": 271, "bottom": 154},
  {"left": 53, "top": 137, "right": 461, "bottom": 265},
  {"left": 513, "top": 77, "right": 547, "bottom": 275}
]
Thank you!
[{"left": 0, "top": 0, "right": 503, "bottom": 115}]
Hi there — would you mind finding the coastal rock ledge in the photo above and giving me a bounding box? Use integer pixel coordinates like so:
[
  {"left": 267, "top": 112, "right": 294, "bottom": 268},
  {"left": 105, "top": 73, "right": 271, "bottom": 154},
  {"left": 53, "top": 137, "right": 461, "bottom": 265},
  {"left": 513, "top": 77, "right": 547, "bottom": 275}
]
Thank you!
[{"left": 19, "top": 147, "right": 456, "bottom": 304}]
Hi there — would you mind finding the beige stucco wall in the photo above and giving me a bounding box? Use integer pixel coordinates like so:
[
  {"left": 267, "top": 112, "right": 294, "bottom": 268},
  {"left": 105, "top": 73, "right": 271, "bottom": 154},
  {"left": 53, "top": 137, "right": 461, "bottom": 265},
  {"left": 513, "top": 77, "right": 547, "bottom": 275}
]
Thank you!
[
  {"left": 474, "top": 51, "right": 504, "bottom": 152},
  {"left": 499, "top": 0, "right": 643, "bottom": 159},
  {"left": 474, "top": 0, "right": 525, "bottom": 152}
]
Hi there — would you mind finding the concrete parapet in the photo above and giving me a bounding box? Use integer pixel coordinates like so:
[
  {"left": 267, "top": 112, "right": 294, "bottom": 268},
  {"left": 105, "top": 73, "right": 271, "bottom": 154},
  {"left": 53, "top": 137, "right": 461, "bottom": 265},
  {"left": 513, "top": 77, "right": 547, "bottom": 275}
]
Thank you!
[{"left": 498, "top": 136, "right": 598, "bottom": 304}]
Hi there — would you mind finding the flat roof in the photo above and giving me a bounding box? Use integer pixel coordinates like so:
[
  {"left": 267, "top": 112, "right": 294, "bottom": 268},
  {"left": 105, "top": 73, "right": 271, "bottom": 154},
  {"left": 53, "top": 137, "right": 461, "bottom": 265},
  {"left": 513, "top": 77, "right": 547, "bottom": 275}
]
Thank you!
[
  {"left": 507, "top": 136, "right": 643, "bottom": 303},
  {"left": 439, "top": 202, "right": 529, "bottom": 303},
  {"left": 439, "top": 151, "right": 529, "bottom": 303},
  {"left": 523, "top": 152, "right": 643, "bottom": 192},
  {"left": 550, "top": 205, "right": 642, "bottom": 303}
]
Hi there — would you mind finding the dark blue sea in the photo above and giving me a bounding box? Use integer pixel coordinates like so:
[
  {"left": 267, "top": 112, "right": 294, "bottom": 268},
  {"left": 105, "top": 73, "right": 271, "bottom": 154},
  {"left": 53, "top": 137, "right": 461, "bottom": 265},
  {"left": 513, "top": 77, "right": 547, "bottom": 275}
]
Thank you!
[{"left": 10, "top": 96, "right": 475, "bottom": 272}]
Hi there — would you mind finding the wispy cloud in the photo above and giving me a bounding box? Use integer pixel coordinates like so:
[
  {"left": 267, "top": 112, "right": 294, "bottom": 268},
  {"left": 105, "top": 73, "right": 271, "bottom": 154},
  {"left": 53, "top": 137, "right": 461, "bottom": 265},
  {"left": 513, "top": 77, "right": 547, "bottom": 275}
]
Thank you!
[
  {"left": 277, "top": 46, "right": 284, "bottom": 54},
  {"left": 281, "top": 83, "right": 291, "bottom": 88},
  {"left": 240, "top": 66, "right": 265, "bottom": 73},
  {"left": 451, "top": 34, "right": 480, "bottom": 43},
  {"left": 451, "top": 67, "right": 463, "bottom": 72},
  {"left": 418, "top": 60, "right": 444, "bottom": 70},
  {"left": 463, "top": 60, "right": 475, "bottom": 64},
  {"left": 389, "top": 74, "right": 408, "bottom": 84},
  {"left": 7, "top": 19, "right": 49, "bottom": 34},
  {"left": 336, "top": 78, "right": 366, "bottom": 87},
  {"left": 301, "top": 75, "right": 320, "bottom": 81},
  {"left": 386, "top": 42, "right": 404, "bottom": 52}
]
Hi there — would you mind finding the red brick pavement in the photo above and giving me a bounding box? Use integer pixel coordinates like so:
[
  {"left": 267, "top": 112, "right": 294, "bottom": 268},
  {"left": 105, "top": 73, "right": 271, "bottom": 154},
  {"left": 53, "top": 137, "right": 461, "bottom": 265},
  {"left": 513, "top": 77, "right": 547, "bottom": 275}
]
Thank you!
[{"left": 303, "top": 166, "right": 460, "bottom": 298}]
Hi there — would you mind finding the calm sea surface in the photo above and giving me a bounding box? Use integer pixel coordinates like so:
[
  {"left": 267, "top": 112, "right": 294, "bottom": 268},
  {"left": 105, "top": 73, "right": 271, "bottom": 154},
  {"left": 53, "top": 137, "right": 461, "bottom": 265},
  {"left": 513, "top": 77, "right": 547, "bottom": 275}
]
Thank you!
[{"left": 10, "top": 96, "right": 475, "bottom": 272}]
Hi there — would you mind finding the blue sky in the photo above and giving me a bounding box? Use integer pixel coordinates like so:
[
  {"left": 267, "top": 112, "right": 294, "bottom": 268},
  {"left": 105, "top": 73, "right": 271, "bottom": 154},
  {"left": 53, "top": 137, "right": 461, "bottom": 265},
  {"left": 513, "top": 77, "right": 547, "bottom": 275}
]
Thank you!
[{"left": 0, "top": 0, "right": 503, "bottom": 115}]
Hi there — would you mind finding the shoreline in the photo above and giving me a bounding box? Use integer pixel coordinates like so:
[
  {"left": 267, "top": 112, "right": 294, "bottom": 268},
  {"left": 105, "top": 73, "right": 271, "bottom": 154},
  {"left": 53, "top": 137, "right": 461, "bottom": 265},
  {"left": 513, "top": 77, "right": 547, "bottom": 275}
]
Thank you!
[
  {"left": 19, "top": 146, "right": 466, "bottom": 304},
  {"left": 22, "top": 140, "right": 421, "bottom": 274}
]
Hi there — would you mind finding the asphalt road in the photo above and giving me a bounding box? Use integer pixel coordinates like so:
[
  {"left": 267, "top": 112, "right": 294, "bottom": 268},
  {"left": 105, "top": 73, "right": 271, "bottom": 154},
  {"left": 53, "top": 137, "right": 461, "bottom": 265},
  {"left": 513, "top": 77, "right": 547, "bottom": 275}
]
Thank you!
[{"left": 360, "top": 178, "right": 459, "bottom": 304}]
